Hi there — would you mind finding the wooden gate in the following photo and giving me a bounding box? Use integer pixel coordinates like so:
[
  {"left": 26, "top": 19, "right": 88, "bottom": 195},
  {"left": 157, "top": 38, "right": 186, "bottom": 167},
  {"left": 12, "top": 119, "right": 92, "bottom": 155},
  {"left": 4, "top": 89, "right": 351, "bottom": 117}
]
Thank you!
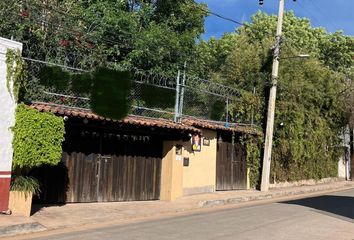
[
  {"left": 34, "top": 125, "right": 162, "bottom": 203},
  {"left": 216, "top": 132, "right": 247, "bottom": 190}
]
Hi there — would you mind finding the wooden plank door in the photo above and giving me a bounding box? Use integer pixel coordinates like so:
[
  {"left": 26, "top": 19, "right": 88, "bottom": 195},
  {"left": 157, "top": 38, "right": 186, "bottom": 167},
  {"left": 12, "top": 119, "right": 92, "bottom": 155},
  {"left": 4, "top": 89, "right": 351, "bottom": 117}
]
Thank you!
[
  {"left": 216, "top": 134, "right": 247, "bottom": 191},
  {"left": 98, "top": 133, "right": 162, "bottom": 202},
  {"left": 31, "top": 127, "right": 101, "bottom": 203},
  {"left": 63, "top": 127, "right": 101, "bottom": 202},
  {"left": 231, "top": 143, "right": 247, "bottom": 190},
  {"left": 216, "top": 141, "right": 233, "bottom": 190}
]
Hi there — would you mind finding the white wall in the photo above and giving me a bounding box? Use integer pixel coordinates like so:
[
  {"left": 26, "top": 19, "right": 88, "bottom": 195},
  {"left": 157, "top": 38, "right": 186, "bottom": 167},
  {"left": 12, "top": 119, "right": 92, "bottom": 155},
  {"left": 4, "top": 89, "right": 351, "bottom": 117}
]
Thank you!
[{"left": 0, "top": 37, "right": 22, "bottom": 173}]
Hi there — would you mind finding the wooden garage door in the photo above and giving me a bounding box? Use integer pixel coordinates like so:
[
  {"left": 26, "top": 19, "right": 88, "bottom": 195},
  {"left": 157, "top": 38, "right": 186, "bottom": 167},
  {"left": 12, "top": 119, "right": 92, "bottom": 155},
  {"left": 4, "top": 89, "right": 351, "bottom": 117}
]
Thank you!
[
  {"left": 216, "top": 133, "right": 247, "bottom": 191},
  {"left": 97, "top": 131, "right": 162, "bottom": 202},
  {"left": 34, "top": 126, "right": 162, "bottom": 203}
]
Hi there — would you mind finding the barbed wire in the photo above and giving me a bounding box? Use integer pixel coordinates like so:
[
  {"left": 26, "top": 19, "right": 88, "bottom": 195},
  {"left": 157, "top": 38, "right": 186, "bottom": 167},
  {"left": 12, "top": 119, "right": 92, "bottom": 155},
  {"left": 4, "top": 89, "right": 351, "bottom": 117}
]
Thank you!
[{"left": 184, "top": 75, "right": 240, "bottom": 98}]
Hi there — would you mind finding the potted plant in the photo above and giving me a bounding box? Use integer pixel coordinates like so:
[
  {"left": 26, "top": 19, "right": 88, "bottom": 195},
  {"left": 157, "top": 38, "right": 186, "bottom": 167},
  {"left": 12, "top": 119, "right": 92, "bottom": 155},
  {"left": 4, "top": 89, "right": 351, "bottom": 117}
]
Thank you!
[{"left": 8, "top": 175, "right": 40, "bottom": 217}]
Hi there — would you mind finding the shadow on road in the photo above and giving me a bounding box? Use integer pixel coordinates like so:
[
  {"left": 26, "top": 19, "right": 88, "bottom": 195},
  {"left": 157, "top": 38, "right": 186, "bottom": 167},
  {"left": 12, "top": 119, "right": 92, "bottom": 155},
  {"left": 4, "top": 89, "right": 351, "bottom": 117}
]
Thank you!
[{"left": 281, "top": 194, "right": 354, "bottom": 223}]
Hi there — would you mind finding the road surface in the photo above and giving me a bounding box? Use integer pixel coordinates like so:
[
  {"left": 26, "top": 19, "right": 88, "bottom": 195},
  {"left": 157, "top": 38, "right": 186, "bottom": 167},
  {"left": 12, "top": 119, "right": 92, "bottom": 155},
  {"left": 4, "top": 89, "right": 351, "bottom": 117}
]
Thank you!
[{"left": 16, "top": 189, "right": 354, "bottom": 240}]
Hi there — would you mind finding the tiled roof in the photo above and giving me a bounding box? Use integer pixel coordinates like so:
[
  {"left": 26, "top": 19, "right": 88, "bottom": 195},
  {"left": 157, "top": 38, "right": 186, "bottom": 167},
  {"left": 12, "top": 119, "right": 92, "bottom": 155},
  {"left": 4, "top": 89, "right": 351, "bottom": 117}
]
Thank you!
[
  {"left": 182, "top": 117, "right": 263, "bottom": 136},
  {"left": 29, "top": 102, "right": 200, "bottom": 133}
]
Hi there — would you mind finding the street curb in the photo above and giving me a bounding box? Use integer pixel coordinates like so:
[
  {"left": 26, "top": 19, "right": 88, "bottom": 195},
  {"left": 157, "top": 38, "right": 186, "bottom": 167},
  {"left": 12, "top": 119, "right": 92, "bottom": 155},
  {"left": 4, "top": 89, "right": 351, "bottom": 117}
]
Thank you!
[
  {"left": 199, "top": 183, "right": 354, "bottom": 208},
  {"left": 0, "top": 222, "right": 46, "bottom": 237}
]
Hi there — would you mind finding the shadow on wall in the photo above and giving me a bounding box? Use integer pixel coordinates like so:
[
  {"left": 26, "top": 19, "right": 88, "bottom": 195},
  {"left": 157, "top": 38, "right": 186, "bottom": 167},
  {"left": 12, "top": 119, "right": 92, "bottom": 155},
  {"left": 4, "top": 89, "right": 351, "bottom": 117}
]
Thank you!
[{"left": 280, "top": 191, "right": 354, "bottom": 223}]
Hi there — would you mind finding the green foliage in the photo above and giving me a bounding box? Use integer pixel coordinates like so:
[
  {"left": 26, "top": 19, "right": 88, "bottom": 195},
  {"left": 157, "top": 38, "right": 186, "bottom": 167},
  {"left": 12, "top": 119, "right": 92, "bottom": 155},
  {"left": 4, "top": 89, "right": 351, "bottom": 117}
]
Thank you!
[
  {"left": 5, "top": 49, "right": 27, "bottom": 102},
  {"left": 198, "top": 12, "right": 353, "bottom": 182},
  {"left": 241, "top": 135, "right": 262, "bottom": 189},
  {"left": 0, "top": 0, "right": 207, "bottom": 73},
  {"left": 39, "top": 66, "right": 70, "bottom": 91},
  {"left": 10, "top": 176, "right": 40, "bottom": 198},
  {"left": 210, "top": 100, "right": 226, "bottom": 121},
  {"left": 140, "top": 84, "right": 175, "bottom": 108},
  {"left": 71, "top": 72, "right": 93, "bottom": 94},
  {"left": 90, "top": 68, "right": 132, "bottom": 120},
  {"left": 194, "top": 34, "right": 239, "bottom": 78},
  {"left": 272, "top": 59, "right": 345, "bottom": 181},
  {"left": 12, "top": 104, "right": 65, "bottom": 169},
  {"left": 240, "top": 11, "right": 354, "bottom": 72}
]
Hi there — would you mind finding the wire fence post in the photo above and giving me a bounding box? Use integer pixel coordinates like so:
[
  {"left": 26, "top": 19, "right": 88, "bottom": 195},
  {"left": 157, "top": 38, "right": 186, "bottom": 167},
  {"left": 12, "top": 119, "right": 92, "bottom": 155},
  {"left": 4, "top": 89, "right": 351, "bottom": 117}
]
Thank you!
[
  {"left": 225, "top": 96, "right": 229, "bottom": 128},
  {"left": 174, "top": 70, "right": 181, "bottom": 123},
  {"left": 178, "top": 62, "right": 187, "bottom": 121}
]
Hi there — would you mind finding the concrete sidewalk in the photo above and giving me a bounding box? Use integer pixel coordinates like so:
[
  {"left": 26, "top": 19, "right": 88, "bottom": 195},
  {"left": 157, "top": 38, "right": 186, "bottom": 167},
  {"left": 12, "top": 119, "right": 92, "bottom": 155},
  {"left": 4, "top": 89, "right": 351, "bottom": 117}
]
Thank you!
[{"left": 1, "top": 180, "right": 354, "bottom": 238}]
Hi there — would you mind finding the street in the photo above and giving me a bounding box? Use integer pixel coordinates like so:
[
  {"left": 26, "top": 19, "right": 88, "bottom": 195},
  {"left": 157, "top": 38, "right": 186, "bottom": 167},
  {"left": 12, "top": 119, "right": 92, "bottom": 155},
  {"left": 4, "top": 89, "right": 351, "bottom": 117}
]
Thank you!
[{"left": 16, "top": 188, "right": 354, "bottom": 240}]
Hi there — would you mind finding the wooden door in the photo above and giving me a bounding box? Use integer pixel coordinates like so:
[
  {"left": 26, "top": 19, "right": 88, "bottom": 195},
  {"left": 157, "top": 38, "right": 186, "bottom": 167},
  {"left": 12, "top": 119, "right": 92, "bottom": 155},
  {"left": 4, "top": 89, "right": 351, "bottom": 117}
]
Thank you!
[
  {"left": 63, "top": 127, "right": 101, "bottom": 202},
  {"left": 231, "top": 143, "right": 247, "bottom": 189},
  {"left": 216, "top": 133, "right": 247, "bottom": 191},
  {"left": 34, "top": 126, "right": 162, "bottom": 203},
  {"left": 32, "top": 126, "right": 101, "bottom": 203},
  {"left": 98, "top": 132, "right": 162, "bottom": 202}
]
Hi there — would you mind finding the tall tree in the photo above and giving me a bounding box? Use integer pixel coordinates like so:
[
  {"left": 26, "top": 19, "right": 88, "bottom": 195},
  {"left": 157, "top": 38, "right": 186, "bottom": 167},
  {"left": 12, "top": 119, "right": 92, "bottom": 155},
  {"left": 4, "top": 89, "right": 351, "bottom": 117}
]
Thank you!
[
  {"left": 198, "top": 11, "right": 354, "bottom": 182},
  {"left": 0, "top": 0, "right": 207, "bottom": 73}
]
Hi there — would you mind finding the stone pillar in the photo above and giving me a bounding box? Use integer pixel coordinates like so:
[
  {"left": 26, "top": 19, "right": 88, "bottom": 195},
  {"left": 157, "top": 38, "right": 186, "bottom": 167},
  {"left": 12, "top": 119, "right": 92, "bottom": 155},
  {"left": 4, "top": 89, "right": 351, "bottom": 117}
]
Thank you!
[{"left": 0, "top": 37, "right": 22, "bottom": 211}]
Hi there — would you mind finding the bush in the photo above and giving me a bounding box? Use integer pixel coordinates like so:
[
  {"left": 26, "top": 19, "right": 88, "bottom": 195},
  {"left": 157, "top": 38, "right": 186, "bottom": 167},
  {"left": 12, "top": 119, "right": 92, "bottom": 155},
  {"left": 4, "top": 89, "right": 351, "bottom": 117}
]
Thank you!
[{"left": 12, "top": 104, "right": 65, "bottom": 169}]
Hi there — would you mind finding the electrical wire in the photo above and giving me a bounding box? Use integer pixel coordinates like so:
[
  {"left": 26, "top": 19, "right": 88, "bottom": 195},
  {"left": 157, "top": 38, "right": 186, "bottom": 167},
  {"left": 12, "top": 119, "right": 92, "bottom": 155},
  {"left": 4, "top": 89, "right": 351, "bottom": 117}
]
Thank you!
[
  {"left": 195, "top": 6, "right": 245, "bottom": 26},
  {"left": 308, "top": 0, "right": 339, "bottom": 32},
  {"left": 296, "top": 0, "right": 323, "bottom": 29}
]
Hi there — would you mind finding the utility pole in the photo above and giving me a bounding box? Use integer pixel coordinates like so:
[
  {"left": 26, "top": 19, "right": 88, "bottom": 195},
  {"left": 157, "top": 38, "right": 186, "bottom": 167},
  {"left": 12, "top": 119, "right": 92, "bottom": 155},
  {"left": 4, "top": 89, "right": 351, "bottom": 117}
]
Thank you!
[{"left": 260, "top": 0, "right": 284, "bottom": 192}]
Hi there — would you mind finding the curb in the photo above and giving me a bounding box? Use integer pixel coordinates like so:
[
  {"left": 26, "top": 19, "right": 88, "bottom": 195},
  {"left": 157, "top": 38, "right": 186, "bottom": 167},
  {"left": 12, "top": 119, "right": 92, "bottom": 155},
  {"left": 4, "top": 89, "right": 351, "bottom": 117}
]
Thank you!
[
  {"left": 0, "top": 222, "right": 46, "bottom": 237},
  {"left": 199, "top": 183, "right": 354, "bottom": 208}
]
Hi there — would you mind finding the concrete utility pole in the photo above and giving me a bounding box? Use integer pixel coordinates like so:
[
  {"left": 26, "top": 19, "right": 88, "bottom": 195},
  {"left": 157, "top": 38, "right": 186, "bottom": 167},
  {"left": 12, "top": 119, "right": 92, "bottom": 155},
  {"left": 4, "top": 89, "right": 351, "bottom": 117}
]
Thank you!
[{"left": 260, "top": 0, "right": 285, "bottom": 192}]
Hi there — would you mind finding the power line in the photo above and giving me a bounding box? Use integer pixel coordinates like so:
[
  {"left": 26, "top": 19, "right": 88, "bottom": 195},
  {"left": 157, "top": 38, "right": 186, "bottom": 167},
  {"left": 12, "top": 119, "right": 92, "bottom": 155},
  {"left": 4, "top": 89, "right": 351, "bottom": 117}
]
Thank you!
[
  {"left": 296, "top": 0, "right": 323, "bottom": 28},
  {"left": 194, "top": 3, "right": 303, "bottom": 59},
  {"left": 192, "top": 4, "right": 245, "bottom": 26},
  {"left": 308, "top": 0, "right": 339, "bottom": 32}
]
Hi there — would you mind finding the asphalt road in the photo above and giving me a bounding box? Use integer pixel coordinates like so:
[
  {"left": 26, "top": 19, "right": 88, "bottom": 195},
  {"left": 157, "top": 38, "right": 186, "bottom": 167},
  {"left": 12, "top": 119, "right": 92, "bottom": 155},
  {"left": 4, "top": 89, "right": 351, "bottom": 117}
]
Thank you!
[{"left": 25, "top": 189, "right": 354, "bottom": 240}]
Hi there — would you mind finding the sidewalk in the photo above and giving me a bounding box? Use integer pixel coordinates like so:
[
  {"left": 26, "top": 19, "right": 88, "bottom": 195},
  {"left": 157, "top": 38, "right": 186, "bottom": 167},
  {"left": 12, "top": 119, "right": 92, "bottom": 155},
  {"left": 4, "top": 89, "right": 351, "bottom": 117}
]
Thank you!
[{"left": 1, "top": 180, "right": 354, "bottom": 238}]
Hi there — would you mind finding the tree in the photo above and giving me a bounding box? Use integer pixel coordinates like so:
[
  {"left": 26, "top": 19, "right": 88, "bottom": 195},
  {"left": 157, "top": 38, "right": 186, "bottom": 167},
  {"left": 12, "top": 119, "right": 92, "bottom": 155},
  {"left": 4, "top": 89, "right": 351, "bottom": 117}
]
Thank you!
[
  {"left": 198, "top": 11, "right": 354, "bottom": 182},
  {"left": 0, "top": 0, "right": 207, "bottom": 73}
]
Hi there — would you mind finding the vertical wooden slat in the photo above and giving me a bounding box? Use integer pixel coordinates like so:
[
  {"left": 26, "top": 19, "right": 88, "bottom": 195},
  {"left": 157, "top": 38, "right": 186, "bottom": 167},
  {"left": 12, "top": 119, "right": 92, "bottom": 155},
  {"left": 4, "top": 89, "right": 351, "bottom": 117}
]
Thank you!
[{"left": 216, "top": 132, "right": 247, "bottom": 191}]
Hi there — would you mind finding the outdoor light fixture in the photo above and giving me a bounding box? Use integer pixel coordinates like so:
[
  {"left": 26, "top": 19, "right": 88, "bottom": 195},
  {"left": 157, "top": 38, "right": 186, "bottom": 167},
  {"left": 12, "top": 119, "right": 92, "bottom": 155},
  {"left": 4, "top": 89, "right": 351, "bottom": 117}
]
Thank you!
[
  {"left": 298, "top": 54, "right": 310, "bottom": 58},
  {"left": 260, "top": 0, "right": 296, "bottom": 6},
  {"left": 281, "top": 54, "right": 310, "bottom": 60}
]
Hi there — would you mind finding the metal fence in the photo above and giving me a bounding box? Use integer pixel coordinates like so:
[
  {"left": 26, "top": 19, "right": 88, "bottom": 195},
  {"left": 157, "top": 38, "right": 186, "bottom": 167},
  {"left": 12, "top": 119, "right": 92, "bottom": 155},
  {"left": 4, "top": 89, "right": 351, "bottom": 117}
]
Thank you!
[{"left": 23, "top": 60, "right": 256, "bottom": 127}]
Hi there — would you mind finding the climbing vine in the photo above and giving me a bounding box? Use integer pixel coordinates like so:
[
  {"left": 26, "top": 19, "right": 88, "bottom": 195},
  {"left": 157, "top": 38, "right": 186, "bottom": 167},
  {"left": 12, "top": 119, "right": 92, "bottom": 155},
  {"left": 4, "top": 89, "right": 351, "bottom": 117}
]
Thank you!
[
  {"left": 6, "top": 49, "right": 26, "bottom": 102},
  {"left": 240, "top": 134, "right": 263, "bottom": 189},
  {"left": 12, "top": 104, "right": 65, "bottom": 169}
]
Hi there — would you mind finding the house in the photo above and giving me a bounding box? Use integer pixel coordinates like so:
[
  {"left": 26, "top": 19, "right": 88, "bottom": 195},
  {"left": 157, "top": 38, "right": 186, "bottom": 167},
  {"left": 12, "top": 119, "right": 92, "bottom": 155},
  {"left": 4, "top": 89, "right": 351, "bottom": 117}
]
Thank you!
[
  {"left": 0, "top": 37, "right": 22, "bottom": 212},
  {"left": 29, "top": 102, "right": 261, "bottom": 203}
]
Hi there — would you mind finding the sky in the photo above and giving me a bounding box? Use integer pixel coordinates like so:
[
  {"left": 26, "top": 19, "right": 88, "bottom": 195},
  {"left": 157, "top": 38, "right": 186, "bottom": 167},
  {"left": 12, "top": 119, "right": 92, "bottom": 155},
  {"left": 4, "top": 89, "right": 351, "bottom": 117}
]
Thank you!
[{"left": 196, "top": 0, "right": 354, "bottom": 40}]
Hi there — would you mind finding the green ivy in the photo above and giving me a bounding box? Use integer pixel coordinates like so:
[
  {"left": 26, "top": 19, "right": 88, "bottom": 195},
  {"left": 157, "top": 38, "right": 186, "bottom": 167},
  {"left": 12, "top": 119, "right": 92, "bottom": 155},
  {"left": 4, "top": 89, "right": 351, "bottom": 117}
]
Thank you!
[
  {"left": 12, "top": 104, "right": 65, "bottom": 169},
  {"left": 241, "top": 135, "right": 263, "bottom": 189},
  {"left": 6, "top": 49, "right": 26, "bottom": 102}
]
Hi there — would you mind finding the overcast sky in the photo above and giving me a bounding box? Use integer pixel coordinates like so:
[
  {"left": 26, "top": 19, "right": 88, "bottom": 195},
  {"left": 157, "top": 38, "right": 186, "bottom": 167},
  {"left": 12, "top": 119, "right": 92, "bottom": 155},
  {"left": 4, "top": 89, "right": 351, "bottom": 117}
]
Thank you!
[{"left": 196, "top": 0, "right": 354, "bottom": 39}]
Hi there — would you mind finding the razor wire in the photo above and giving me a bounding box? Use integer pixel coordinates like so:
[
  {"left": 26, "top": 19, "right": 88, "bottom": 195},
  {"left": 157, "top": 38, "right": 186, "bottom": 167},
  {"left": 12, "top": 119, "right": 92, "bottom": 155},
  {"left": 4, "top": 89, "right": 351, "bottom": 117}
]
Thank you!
[{"left": 18, "top": 54, "right": 257, "bottom": 124}]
